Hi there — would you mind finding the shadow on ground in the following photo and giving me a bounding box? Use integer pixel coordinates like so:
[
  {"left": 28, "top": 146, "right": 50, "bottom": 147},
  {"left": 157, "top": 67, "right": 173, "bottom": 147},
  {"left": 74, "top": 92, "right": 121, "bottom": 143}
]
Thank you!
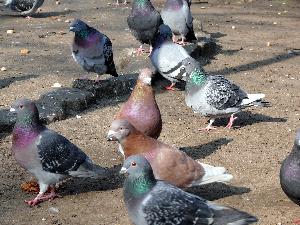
[
  {"left": 187, "top": 182, "right": 251, "bottom": 201},
  {"left": 0, "top": 74, "right": 39, "bottom": 89},
  {"left": 212, "top": 111, "right": 287, "bottom": 128},
  {"left": 180, "top": 137, "right": 233, "bottom": 160}
]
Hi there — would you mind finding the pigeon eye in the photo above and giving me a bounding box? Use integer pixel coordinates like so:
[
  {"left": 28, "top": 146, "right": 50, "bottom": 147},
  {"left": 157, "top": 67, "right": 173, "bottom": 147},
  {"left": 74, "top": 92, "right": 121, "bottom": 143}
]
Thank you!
[
  {"left": 131, "top": 162, "right": 137, "bottom": 167},
  {"left": 19, "top": 105, "right": 24, "bottom": 109}
]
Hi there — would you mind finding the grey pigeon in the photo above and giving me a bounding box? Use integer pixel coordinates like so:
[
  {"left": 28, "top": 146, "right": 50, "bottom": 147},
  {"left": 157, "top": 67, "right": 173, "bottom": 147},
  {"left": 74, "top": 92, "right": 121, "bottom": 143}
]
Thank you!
[
  {"left": 10, "top": 99, "right": 109, "bottom": 206},
  {"left": 150, "top": 24, "right": 190, "bottom": 90},
  {"left": 280, "top": 129, "right": 300, "bottom": 206},
  {"left": 70, "top": 19, "right": 118, "bottom": 80},
  {"left": 121, "top": 155, "right": 258, "bottom": 225},
  {"left": 127, "top": 0, "right": 163, "bottom": 55},
  {"left": 161, "top": 0, "right": 197, "bottom": 45},
  {"left": 182, "top": 57, "right": 268, "bottom": 131},
  {"left": 4, "top": 0, "right": 44, "bottom": 16}
]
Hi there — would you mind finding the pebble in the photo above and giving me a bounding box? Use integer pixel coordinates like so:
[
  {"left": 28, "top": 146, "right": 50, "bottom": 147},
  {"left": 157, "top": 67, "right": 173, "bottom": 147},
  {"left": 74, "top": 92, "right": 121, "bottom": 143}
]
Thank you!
[
  {"left": 49, "top": 207, "right": 59, "bottom": 214},
  {"left": 65, "top": 20, "right": 71, "bottom": 23},
  {"left": 20, "top": 49, "right": 30, "bottom": 56},
  {"left": 52, "top": 83, "right": 62, "bottom": 88},
  {"left": 267, "top": 42, "right": 271, "bottom": 47},
  {"left": 232, "top": 25, "right": 236, "bottom": 29},
  {"left": 1, "top": 67, "right": 7, "bottom": 71},
  {"left": 6, "top": 29, "right": 14, "bottom": 34}
]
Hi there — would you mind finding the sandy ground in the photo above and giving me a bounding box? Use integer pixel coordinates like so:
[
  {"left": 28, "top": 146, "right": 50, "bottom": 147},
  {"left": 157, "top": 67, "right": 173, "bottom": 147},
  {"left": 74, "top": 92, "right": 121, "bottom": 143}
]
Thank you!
[{"left": 0, "top": 0, "right": 300, "bottom": 224}]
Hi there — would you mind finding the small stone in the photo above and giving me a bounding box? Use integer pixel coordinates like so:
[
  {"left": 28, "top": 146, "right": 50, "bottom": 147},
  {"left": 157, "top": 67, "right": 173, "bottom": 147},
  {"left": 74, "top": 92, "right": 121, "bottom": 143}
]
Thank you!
[
  {"left": 64, "top": 8, "right": 70, "bottom": 11},
  {"left": 273, "top": 22, "right": 277, "bottom": 25},
  {"left": 1, "top": 67, "right": 7, "bottom": 71},
  {"left": 6, "top": 29, "right": 14, "bottom": 34},
  {"left": 249, "top": 48, "right": 253, "bottom": 51},
  {"left": 267, "top": 42, "right": 271, "bottom": 47},
  {"left": 42, "top": 218, "right": 46, "bottom": 221},
  {"left": 231, "top": 25, "right": 236, "bottom": 29},
  {"left": 49, "top": 207, "right": 59, "bottom": 214},
  {"left": 52, "top": 83, "right": 62, "bottom": 88},
  {"left": 65, "top": 20, "right": 71, "bottom": 23},
  {"left": 20, "top": 49, "right": 30, "bottom": 56},
  {"left": 278, "top": 12, "right": 281, "bottom": 15},
  {"left": 200, "top": 6, "right": 205, "bottom": 9},
  {"left": 55, "top": 1, "right": 60, "bottom": 5},
  {"left": 76, "top": 115, "right": 82, "bottom": 119}
]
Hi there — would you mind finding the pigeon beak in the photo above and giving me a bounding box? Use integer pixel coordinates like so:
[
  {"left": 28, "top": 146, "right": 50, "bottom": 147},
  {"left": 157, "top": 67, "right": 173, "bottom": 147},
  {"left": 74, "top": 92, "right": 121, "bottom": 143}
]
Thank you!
[
  {"left": 119, "top": 167, "right": 128, "bottom": 174},
  {"left": 107, "top": 130, "right": 117, "bottom": 141},
  {"left": 69, "top": 26, "right": 75, "bottom": 32},
  {"left": 10, "top": 108, "right": 16, "bottom": 112}
]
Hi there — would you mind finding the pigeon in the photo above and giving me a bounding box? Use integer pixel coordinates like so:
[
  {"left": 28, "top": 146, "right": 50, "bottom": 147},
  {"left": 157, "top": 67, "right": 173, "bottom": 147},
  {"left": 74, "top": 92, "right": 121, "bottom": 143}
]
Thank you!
[
  {"left": 150, "top": 24, "right": 190, "bottom": 90},
  {"left": 182, "top": 57, "right": 269, "bottom": 131},
  {"left": 70, "top": 19, "right": 118, "bottom": 80},
  {"left": 280, "top": 129, "right": 300, "bottom": 207},
  {"left": 107, "top": 119, "right": 233, "bottom": 188},
  {"left": 4, "top": 0, "right": 44, "bottom": 17},
  {"left": 112, "top": 68, "right": 162, "bottom": 156},
  {"left": 161, "top": 0, "right": 197, "bottom": 45},
  {"left": 121, "top": 155, "right": 258, "bottom": 225},
  {"left": 10, "top": 99, "right": 109, "bottom": 206},
  {"left": 127, "top": 0, "right": 163, "bottom": 55}
]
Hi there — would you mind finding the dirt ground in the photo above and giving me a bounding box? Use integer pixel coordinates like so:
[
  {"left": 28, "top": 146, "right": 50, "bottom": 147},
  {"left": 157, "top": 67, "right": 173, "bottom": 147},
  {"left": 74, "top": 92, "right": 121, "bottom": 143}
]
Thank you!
[{"left": 0, "top": 0, "right": 300, "bottom": 224}]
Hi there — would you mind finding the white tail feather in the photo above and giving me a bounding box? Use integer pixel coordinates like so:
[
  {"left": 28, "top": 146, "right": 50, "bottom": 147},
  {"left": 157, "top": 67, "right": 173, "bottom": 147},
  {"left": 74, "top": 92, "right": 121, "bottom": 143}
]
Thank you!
[
  {"left": 241, "top": 93, "right": 265, "bottom": 106},
  {"left": 5, "top": 0, "right": 13, "bottom": 6},
  {"left": 191, "top": 162, "right": 233, "bottom": 186}
]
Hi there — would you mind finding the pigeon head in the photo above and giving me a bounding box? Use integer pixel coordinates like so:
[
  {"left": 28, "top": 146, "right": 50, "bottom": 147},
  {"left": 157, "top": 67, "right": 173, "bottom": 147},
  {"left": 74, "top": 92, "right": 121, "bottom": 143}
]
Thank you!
[
  {"left": 138, "top": 68, "right": 153, "bottom": 85},
  {"left": 70, "top": 19, "right": 89, "bottom": 33},
  {"left": 120, "top": 154, "right": 153, "bottom": 176},
  {"left": 10, "top": 99, "right": 40, "bottom": 126},
  {"left": 182, "top": 57, "right": 207, "bottom": 85},
  {"left": 107, "top": 119, "right": 136, "bottom": 142},
  {"left": 121, "top": 155, "right": 156, "bottom": 196}
]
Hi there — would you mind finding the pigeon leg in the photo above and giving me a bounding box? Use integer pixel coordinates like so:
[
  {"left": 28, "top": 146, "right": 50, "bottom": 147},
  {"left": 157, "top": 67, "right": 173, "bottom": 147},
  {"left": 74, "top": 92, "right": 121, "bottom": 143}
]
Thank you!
[
  {"left": 95, "top": 75, "right": 102, "bottom": 82},
  {"left": 225, "top": 114, "right": 238, "bottom": 129},
  {"left": 165, "top": 83, "right": 176, "bottom": 91},
  {"left": 25, "top": 184, "right": 60, "bottom": 206},
  {"left": 199, "top": 119, "right": 216, "bottom": 132},
  {"left": 172, "top": 34, "right": 177, "bottom": 43},
  {"left": 123, "top": 0, "right": 128, "bottom": 5},
  {"left": 177, "top": 35, "right": 187, "bottom": 45},
  {"left": 147, "top": 46, "right": 153, "bottom": 56},
  {"left": 25, "top": 16, "right": 32, "bottom": 20}
]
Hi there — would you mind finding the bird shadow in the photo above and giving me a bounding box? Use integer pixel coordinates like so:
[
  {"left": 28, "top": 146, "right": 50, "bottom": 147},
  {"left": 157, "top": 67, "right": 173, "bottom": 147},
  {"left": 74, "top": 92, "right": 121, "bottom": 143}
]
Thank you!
[
  {"left": 179, "top": 137, "right": 233, "bottom": 160},
  {"left": 34, "top": 10, "right": 76, "bottom": 18},
  {"left": 59, "top": 165, "right": 124, "bottom": 196},
  {"left": 186, "top": 183, "right": 251, "bottom": 201},
  {"left": 212, "top": 111, "right": 287, "bottom": 129},
  {"left": 0, "top": 74, "right": 39, "bottom": 89}
]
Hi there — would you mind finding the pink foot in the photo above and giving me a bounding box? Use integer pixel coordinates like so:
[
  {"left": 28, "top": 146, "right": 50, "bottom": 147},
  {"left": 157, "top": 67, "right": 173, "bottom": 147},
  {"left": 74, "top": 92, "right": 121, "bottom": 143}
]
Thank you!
[
  {"left": 25, "top": 189, "right": 61, "bottom": 206},
  {"left": 165, "top": 83, "right": 175, "bottom": 91},
  {"left": 225, "top": 115, "right": 238, "bottom": 129},
  {"left": 25, "top": 16, "right": 32, "bottom": 20},
  {"left": 176, "top": 40, "right": 188, "bottom": 46},
  {"left": 135, "top": 46, "right": 148, "bottom": 56},
  {"left": 198, "top": 125, "right": 217, "bottom": 132},
  {"left": 293, "top": 219, "right": 300, "bottom": 224}
]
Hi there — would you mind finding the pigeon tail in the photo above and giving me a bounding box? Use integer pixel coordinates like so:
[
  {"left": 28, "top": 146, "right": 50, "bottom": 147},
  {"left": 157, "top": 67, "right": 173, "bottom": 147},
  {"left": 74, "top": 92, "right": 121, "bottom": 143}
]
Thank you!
[
  {"left": 207, "top": 201, "right": 258, "bottom": 225},
  {"left": 5, "top": 0, "right": 13, "bottom": 6},
  {"left": 185, "top": 26, "right": 197, "bottom": 41},
  {"left": 192, "top": 162, "right": 233, "bottom": 186},
  {"left": 69, "top": 159, "right": 109, "bottom": 179},
  {"left": 241, "top": 93, "right": 270, "bottom": 107}
]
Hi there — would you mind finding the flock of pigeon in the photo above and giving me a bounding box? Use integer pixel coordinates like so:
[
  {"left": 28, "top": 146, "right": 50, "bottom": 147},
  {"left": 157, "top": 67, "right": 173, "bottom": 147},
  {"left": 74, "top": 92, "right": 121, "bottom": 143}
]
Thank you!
[{"left": 3, "top": 0, "right": 300, "bottom": 224}]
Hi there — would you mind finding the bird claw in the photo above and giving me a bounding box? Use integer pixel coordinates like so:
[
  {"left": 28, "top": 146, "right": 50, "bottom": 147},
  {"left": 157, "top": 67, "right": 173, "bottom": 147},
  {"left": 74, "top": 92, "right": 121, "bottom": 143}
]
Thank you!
[
  {"left": 225, "top": 116, "right": 238, "bottom": 129},
  {"left": 25, "top": 192, "right": 61, "bottom": 206},
  {"left": 293, "top": 219, "right": 300, "bottom": 224},
  {"left": 165, "top": 83, "right": 175, "bottom": 91}
]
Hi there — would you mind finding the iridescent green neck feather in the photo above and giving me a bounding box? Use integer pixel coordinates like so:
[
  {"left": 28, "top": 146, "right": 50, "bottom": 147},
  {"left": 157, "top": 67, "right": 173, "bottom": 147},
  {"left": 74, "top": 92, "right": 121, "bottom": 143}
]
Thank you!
[
  {"left": 125, "top": 173, "right": 156, "bottom": 198},
  {"left": 190, "top": 68, "right": 207, "bottom": 86}
]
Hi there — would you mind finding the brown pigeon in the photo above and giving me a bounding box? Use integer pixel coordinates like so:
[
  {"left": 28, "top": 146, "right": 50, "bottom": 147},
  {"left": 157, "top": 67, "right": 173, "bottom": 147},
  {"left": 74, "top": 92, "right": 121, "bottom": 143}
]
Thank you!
[
  {"left": 107, "top": 119, "right": 233, "bottom": 188},
  {"left": 112, "top": 68, "right": 162, "bottom": 155}
]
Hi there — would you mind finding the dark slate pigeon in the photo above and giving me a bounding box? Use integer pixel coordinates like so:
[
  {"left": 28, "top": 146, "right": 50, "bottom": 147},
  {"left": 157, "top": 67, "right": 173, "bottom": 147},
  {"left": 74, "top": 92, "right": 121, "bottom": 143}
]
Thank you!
[
  {"left": 121, "top": 155, "right": 258, "bottom": 225},
  {"left": 11, "top": 99, "right": 109, "bottom": 206},
  {"left": 280, "top": 129, "right": 300, "bottom": 206}
]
